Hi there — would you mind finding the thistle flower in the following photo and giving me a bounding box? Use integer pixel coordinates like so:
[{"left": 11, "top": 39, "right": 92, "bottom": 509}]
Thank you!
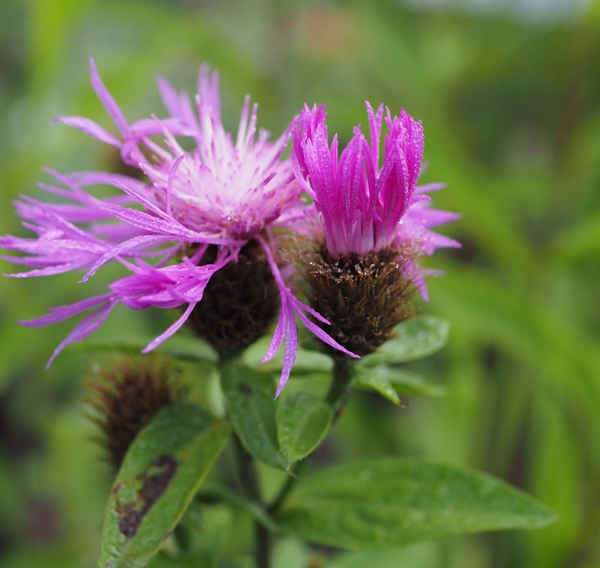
[
  {"left": 291, "top": 103, "right": 460, "bottom": 355},
  {"left": 0, "top": 60, "right": 354, "bottom": 394}
]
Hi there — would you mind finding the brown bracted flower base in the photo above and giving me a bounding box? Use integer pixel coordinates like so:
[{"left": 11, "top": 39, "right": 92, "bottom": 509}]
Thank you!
[
  {"left": 302, "top": 245, "right": 416, "bottom": 357},
  {"left": 185, "top": 241, "right": 280, "bottom": 357}
]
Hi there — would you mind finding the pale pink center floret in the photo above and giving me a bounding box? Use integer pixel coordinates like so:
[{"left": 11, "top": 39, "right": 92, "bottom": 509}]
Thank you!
[{"left": 137, "top": 66, "right": 300, "bottom": 241}]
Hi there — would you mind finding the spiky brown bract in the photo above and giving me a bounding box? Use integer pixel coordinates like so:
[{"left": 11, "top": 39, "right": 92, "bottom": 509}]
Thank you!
[
  {"left": 185, "top": 240, "right": 280, "bottom": 356},
  {"left": 85, "top": 356, "right": 180, "bottom": 471},
  {"left": 299, "top": 244, "right": 416, "bottom": 357}
]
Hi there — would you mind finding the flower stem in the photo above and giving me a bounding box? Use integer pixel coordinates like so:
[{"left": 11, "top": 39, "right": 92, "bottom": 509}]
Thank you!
[
  {"left": 231, "top": 433, "right": 271, "bottom": 568},
  {"left": 270, "top": 357, "right": 356, "bottom": 516},
  {"left": 326, "top": 356, "right": 356, "bottom": 421},
  {"left": 269, "top": 459, "right": 307, "bottom": 515}
]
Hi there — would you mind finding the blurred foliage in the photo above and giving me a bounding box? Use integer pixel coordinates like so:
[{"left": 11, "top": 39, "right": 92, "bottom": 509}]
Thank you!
[{"left": 1, "top": 0, "right": 600, "bottom": 566}]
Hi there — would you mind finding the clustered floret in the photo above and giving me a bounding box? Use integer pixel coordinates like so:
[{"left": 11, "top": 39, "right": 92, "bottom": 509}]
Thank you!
[{"left": 0, "top": 59, "right": 459, "bottom": 395}]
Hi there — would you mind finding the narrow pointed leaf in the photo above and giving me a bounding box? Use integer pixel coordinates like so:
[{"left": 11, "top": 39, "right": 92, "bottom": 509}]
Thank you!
[
  {"left": 220, "top": 360, "right": 287, "bottom": 470},
  {"left": 98, "top": 402, "right": 230, "bottom": 568},
  {"left": 355, "top": 366, "right": 445, "bottom": 403},
  {"left": 277, "top": 458, "right": 557, "bottom": 550},
  {"left": 354, "top": 366, "right": 401, "bottom": 405},
  {"left": 361, "top": 316, "right": 449, "bottom": 367},
  {"left": 277, "top": 392, "right": 333, "bottom": 465}
]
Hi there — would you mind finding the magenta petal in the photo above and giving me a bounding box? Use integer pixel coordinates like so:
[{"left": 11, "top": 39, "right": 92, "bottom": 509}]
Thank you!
[
  {"left": 80, "top": 234, "right": 178, "bottom": 282},
  {"left": 291, "top": 102, "right": 458, "bottom": 272},
  {"left": 46, "top": 299, "right": 117, "bottom": 368},
  {"left": 290, "top": 296, "right": 330, "bottom": 325},
  {"left": 142, "top": 302, "right": 197, "bottom": 353},
  {"left": 366, "top": 102, "right": 384, "bottom": 169},
  {"left": 166, "top": 152, "right": 188, "bottom": 217},
  {"left": 156, "top": 76, "right": 181, "bottom": 117},
  {"left": 52, "top": 116, "right": 122, "bottom": 147},
  {"left": 292, "top": 299, "right": 359, "bottom": 360},
  {"left": 262, "top": 305, "right": 287, "bottom": 363},
  {"left": 415, "top": 182, "right": 445, "bottom": 194},
  {"left": 275, "top": 301, "right": 298, "bottom": 398},
  {"left": 6, "top": 260, "right": 94, "bottom": 278},
  {"left": 89, "top": 58, "right": 129, "bottom": 135},
  {"left": 21, "top": 293, "right": 114, "bottom": 327}
]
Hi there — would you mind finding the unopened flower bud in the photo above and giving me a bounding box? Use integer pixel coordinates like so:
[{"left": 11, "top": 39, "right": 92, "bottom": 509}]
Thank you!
[{"left": 84, "top": 356, "right": 180, "bottom": 470}]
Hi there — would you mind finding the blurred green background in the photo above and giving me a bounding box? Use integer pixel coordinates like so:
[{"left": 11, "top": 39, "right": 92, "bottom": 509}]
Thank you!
[{"left": 1, "top": 0, "right": 600, "bottom": 566}]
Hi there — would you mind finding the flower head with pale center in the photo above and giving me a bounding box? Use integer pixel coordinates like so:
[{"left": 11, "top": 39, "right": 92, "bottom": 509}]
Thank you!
[{"left": 0, "top": 60, "right": 354, "bottom": 394}]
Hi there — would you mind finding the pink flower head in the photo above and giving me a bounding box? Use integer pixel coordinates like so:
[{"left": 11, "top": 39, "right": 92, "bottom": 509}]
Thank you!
[
  {"left": 1, "top": 60, "right": 355, "bottom": 393},
  {"left": 292, "top": 102, "right": 460, "bottom": 299}
]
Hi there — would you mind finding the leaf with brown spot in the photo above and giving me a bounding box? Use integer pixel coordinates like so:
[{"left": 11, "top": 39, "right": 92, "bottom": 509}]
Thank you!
[{"left": 98, "top": 402, "right": 230, "bottom": 568}]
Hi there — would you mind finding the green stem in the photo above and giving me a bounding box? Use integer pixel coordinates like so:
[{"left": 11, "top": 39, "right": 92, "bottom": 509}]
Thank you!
[
  {"left": 231, "top": 430, "right": 272, "bottom": 568},
  {"left": 197, "top": 485, "right": 279, "bottom": 533},
  {"left": 269, "top": 459, "right": 307, "bottom": 515},
  {"left": 326, "top": 356, "right": 356, "bottom": 421},
  {"left": 270, "top": 357, "right": 356, "bottom": 515},
  {"left": 218, "top": 353, "right": 273, "bottom": 568}
]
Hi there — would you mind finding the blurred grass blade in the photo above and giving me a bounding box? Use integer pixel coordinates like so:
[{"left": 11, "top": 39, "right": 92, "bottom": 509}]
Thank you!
[
  {"left": 277, "top": 458, "right": 557, "bottom": 550},
  {"left": 98, "top": 402, "right": 230, "bottom": 568}
]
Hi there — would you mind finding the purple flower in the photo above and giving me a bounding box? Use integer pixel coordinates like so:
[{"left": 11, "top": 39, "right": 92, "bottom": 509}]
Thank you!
[
  {"left": 292, "top": 102, "right": 460, "bottom": 299},
  {"left": 1, "top": 60, "right": 354, "bottom": 393}
]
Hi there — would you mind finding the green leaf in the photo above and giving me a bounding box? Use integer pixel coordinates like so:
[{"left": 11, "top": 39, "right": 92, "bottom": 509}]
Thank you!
[
  {"left": 220, "top": 360, "right": 287, "bottom": 470},
  {"left": 355, "top": 366, "right": 445, "bottom": 404},
  {"left": 98, "top": 402, "right": 230, "bottom": 568},
  {"left": 354, "top": 366, "right": 401, "bottom": 405},
  {"left": 277, "top": 458, "right": 557, "bottom": 550},
  {"left": 327, "top": 542, "right": 440, "bottom": 568},
  {"left": 244, "top": 336, "right": 333, "bottom": 375},
  {"left": 361, "top": 317, "right": 449, "bottom": 367},
  {"left": 277, "top": 392, "right": 333, "bottom": 465}
]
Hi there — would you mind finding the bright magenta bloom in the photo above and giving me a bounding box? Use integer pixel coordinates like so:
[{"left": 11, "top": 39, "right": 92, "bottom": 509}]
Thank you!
[
  {"left": 1, "top": 60, "right": 353, "bottom": 391},
  {"left": 292, "top": 103, "right": 460, "bottom": 299}
]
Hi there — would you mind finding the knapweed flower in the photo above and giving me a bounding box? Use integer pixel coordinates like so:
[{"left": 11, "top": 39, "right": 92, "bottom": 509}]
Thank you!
[
  {"left": 291, "top": 103, "right": 460, "bottom": 355},
  {"left": 85, "top": 355, "right": 181, "bottom": 470},
  {"left": 0, "top": 60, "right": 354, "bottom": 395}
]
